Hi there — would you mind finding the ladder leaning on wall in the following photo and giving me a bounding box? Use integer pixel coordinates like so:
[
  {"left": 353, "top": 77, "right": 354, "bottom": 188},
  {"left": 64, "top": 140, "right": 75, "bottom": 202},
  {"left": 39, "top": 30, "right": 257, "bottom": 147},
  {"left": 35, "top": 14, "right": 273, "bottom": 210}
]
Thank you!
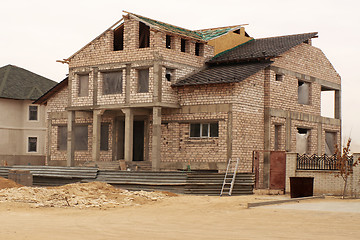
[{"left": 220, "top": 158, "right": 239, "bottom": 196}]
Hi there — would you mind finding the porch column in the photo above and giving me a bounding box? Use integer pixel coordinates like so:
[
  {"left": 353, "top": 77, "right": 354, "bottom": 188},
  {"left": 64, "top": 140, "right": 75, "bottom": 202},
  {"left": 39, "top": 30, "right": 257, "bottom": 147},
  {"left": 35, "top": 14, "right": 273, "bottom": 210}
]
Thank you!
[
  {"left": 92, "top": 109, "right": 103, "bottom": 162},
  {"left": 123, "top": 108, "right": 133, "bottom": 162},
  {"left": 335, "top": 90, "right": 341, "bottom": 120},
  {"left": 152, "top": 106, "right": 161, "bottom": 171},
  {"left": 67, "top": 110, "right": 75, "bottom": 167}
]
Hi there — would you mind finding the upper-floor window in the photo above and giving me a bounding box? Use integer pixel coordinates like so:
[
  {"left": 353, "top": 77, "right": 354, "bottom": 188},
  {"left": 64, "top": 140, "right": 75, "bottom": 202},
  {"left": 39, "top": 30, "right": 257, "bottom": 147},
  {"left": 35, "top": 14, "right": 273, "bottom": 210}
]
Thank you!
[
  {"left": 166, "top": 35, "right": 173, "bottom": 49},
  {"left": 165, "top": 68, "right": 175, "bottom": 82},
  {"left": 195, "top": 42, "right": 204, "bottom": 56},
  {"left": 275, "top": 74, "right": 284, "bottom": 82},
  {"left": 190, "top": 122, "right": 219, "bottom": 138},
  {"left": 137, "top": 69, "right": 149, "bottom": 93},
  {"left": 29, "top": 105, "right": 38, "bottom": 121},
  {"left": 139, "top": 22, "right": 150, "bottom": 48},
  {"left": 103, "top": 71, "right": 123, "bottom": 95},
  {"left": 181, "top": 38, "right": 189, "bottom": 53},
  {"left": 298, "top": 80, "right": 310, "bottom": 105},
  {"left": 113, "top": 24, "right": 124, "bottom": 51},
  {"left": 78, "top": 74, "right": 89, "bottom": 97},
  {"left": 28, "top": 137, "right": 37, "bottom": 152}
]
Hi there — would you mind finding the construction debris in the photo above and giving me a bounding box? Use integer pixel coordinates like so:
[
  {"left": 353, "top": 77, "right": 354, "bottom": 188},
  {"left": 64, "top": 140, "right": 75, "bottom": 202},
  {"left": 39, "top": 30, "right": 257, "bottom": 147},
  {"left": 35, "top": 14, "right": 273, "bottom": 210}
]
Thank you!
[{"left": 0, "top": 177, "right": 173, "bottom": 209}]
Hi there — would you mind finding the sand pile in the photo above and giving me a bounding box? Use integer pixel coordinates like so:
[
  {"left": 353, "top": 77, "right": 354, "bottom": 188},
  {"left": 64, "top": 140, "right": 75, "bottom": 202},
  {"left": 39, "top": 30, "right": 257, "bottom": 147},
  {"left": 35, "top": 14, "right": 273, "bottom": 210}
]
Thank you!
[
  {"left": 0, "top": 180, "right": 171, "bottom": 209},
  {"left": 0, "top": 177, "right": 23, "bottom": 189}
]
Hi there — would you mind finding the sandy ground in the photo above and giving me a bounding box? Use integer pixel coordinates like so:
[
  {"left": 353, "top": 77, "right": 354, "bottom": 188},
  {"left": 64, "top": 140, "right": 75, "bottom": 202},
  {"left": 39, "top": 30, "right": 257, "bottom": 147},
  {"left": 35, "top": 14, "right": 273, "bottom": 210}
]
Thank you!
[{"left": 0, "top": 178, "right": 359, "bottom": 239}]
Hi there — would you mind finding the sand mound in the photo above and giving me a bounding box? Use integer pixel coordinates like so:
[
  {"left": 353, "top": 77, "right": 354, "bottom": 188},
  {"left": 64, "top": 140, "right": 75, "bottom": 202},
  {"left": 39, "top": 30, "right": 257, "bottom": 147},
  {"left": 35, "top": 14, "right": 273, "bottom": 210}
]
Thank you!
[
  {"left": 0, "top": 181, "right": 172, "bottom": 209},
  {"left": 0, "top": 177, "right": 23, "bottom": 189}
]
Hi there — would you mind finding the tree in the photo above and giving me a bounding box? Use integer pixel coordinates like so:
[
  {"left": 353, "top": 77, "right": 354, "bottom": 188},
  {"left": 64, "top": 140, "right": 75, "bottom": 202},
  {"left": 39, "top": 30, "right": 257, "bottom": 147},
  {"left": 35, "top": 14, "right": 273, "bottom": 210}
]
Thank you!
[{"left": 335, "top": 138, "right": 359, "bottom": 198}]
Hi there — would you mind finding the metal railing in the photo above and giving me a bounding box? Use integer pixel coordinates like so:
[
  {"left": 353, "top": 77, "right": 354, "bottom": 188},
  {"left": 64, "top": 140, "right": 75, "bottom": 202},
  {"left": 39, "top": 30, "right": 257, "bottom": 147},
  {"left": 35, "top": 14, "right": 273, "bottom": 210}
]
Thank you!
[{"left": 296, "top": 154, "right": 353, "bottom": 170}]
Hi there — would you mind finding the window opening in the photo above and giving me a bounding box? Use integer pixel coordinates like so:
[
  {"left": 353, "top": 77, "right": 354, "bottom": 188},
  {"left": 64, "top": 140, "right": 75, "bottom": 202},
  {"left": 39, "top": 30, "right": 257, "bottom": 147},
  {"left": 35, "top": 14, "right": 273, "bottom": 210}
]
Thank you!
[
  {"left": 325, "top": 132, "right": 336, "bottom": 155},
  {"left": 29, "top": 105, "right": 38, "bottom": 121},
  {"left": 275, "top": 74, "right": 284, "bottom": 82},
  {"left": 190, "top": 123, "right": 219, "bottom": 138},
  {"left": 274, "top": 125, "right": 281, "bottom": 150},
  {"left": 298, "top": 80, "right": 310, "bottom": 105},
  {"left": 139, "top": 22, "right": 150, "bottom": 48},
  {"left": 166, "top": 35, "right": 172, "bottom": 49},
  {"left": 181, "top": 38, "right": 187, "bottom": 52},
  {"left": 103, "top": 71, "right": 123, "bottom": 95},
  {"left": 75, "top": 125, "right": 88, "bottom": 151},
  {"left": 78, "top": 74, "right": 89, "bottom": 97},
  {"left": 28, "top": 137, "right": 37, "bottom": 152},
  {"left": 100, "top": 123, "right": 109, "bottom": 151},
  {"left": 195, "top": 42, "right": 204, "bottom": 56},
  {"left": 113, "top": 24, "right": 124, "bottom": 51},
  {"left": 296, "top": 128, "right": 309, "bottom": 154},
  {"left": 165, "top": 68, "right": 174, "bottom": 82},
  {"left": 138, "top": 69, "right": 149, "bottom": 93},
  {"left": 58, "top": 126, "right": 67, "bottom": 151},
  {"left": 321, "top": 87, "right": 335, "bottom": 118}
]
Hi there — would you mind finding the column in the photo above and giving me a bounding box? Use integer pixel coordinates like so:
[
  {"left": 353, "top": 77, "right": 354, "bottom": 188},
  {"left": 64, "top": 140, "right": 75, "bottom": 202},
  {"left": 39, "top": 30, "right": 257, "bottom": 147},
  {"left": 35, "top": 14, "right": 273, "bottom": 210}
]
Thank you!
[
  {"left": 335, "top": 90, "right": 341, "bottom": 119},
  {"left": 92, "top": 110, "right": 102, "bottom": 162},
  {"left": 67, "top": 111, "right": 75, "bottom": 167},
  {"left": 152, "top": 106, "right": 161, "bottom": 171},
  {"left": 317, "top": 123, "right": 322, "bottom": 155},
  {"left": 123, "top": 108, "right": 133, "bottom": 162}
]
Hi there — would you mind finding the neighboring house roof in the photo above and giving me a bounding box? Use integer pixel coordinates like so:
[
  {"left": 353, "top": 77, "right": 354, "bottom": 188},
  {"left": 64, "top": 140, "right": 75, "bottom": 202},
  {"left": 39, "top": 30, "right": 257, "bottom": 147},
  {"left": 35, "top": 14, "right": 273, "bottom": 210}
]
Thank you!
[
  {"left": 126, "top": 11, "right": 246, "bottom": 42},
  {"left": 175, "top": 32, "right": 318, "bottom": 86},
  {"left": 0, "top": 65, "right": 57, "bottom": 100},
  {"left": 33, "top": 77, "right": 68, "bottom": 104},
  {"left": 209, "top": 32, "right": 318, "bottom": 64},
  {"left": 173, "top": 61, "right": 271, "bottom": 87}
]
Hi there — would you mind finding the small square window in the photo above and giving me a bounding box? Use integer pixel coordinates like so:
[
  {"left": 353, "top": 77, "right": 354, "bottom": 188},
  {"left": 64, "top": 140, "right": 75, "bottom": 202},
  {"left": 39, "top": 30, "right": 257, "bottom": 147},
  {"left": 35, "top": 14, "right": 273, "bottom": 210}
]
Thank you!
[
  {"left": 275, "top": 74, "right": 284, "bottom": 81},
  {"left": 29, "top": 105, "right": 38, "bottom": 121},
  {"left": 28, "top": 137, "right": 37, "bottom": 152},
  {"left": 165, "top": 68, "right": 175, "bottom": 82}
]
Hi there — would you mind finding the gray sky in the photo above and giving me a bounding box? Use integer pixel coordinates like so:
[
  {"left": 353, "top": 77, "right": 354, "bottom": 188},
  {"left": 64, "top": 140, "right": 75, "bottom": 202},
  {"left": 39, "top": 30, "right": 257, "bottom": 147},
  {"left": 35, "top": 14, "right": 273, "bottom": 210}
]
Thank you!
[{"left": 1, "top": 0, "right": 359, "bottom": 151}]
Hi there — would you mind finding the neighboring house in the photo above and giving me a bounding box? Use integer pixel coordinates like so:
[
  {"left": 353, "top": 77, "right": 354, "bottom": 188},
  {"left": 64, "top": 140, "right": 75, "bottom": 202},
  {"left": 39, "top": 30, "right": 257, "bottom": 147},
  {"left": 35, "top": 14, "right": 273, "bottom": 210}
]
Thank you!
[
  {"left": 0, "top": 65, "right": 57, "bottom": 165},
  {"left": 34, "top": 12, "right": 341, "bottom": 178}
]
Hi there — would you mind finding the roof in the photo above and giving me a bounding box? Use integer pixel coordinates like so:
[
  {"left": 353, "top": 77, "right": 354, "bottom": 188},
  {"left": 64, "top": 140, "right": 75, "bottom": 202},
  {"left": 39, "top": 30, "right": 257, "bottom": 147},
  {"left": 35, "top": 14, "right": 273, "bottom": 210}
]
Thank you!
[
  {"left": 209, "top": 32, "right": 318, "bottom": 64},
  {"left": 33, "top": 77, "right": 68, "bottom": 104},
  {"left": 0, "top": 65, "right": 57, "bottom": 100},
  {"left": 173, "top": 61, "right": 271, "bottom": 87},
  {"left": 126, "top": 11, "right": 245, "bottom": 42}
]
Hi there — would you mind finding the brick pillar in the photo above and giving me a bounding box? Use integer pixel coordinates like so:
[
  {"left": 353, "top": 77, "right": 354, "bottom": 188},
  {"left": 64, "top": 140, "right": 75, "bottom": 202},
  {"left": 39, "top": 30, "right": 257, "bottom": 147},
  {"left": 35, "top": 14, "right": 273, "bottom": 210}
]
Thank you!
[
  {"left": 67, "top": 110, "right": 75, "bottom": 167},
  {"left": 123, "top": 108, "right": 133, "bottom": 162},
  {"left": 152, "top": 106, "right": 162, "bottom": 171},
  {"left": 92, "top": 110, "right": 103, "bottom": 162},
  {"left": 285, "top": 152, "right": 297, "bottom": 193}
]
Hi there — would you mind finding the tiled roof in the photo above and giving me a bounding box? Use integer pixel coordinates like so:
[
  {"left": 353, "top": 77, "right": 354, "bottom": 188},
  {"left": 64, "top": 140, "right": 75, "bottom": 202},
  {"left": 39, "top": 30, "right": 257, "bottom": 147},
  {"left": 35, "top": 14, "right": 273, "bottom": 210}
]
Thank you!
[
  {"left": 209, "top": 32, "right": 318, "bottom": 63},
  {"left": 128, "top": 12, "right": 243, "bottom": 41},
  {"left": 0, "top": 65, "right": 57, "bottom": 100},
  {"left": 172, "top": 61, "right": 271, "bottom": 87}
]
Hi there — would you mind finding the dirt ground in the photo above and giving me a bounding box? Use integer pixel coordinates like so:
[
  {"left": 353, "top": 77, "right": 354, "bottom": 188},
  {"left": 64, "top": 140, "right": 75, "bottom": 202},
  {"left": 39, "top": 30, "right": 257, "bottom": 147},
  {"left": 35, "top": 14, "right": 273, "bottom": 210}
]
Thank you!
[{"left": 0, "top": 178, "right": 359, "bottom": 240}]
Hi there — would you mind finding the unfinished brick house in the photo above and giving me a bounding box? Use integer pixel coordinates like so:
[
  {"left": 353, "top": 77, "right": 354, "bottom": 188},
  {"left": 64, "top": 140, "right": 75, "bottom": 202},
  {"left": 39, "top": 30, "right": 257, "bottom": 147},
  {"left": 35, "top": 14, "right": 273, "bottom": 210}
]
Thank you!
[{"left": 35, "top": 11, "right": 341, "bottom": 177}]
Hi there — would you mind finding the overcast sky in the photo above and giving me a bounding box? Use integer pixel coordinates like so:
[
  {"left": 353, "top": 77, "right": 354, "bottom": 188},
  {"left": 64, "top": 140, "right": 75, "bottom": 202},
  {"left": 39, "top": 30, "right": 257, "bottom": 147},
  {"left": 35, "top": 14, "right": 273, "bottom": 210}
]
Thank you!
[{"left": 1, "top": 0, "right": 360, "bottom": 151}]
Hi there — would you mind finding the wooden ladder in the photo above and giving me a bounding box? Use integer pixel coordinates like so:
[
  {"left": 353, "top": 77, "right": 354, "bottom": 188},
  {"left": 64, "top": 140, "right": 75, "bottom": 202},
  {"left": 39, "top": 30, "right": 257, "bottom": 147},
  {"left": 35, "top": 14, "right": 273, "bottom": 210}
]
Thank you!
[{"left": 220, "top": 158, "right": 239, "bottom": 196}]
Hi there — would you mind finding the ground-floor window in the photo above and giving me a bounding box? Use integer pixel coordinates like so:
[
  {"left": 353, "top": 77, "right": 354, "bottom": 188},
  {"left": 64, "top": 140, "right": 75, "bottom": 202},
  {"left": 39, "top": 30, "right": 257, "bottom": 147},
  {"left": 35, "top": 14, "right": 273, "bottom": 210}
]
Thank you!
[
  {"left": 57, "top": 125, "right": 89, "bottom": 151},
  {"left": 28, "top": 137, "right": 37, "bottom": 152},
  {"left": 100, "top": 123, "right": 110, "bottom": 151},
  {"left": 190, "top": 122, "right": 219, "bottom": 138}
]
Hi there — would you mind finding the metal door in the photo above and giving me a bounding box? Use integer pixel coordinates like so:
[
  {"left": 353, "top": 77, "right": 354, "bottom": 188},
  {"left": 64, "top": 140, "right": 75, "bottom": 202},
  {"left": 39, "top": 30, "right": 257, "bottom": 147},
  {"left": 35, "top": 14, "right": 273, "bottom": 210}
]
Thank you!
[{"left": 269, "top": 151, "right": 286, "bottom": 190}]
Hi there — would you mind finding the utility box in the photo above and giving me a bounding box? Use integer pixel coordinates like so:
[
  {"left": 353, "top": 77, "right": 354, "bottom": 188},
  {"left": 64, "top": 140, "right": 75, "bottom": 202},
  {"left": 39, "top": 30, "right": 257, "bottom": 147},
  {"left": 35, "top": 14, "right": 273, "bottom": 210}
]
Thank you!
[
  {"left": 290, "top": 177, "right": 313, "bottom": 198},
  {"left": 8, "top": 169, "right": 33, "bottom": 186}
]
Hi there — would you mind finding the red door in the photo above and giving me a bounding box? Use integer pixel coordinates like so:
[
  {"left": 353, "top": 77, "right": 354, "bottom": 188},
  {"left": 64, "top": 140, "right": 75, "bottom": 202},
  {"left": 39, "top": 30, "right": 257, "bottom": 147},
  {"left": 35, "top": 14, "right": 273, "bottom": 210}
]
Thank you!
[{"left": 269, "top": 151, "right": 286, "bottom": 190}]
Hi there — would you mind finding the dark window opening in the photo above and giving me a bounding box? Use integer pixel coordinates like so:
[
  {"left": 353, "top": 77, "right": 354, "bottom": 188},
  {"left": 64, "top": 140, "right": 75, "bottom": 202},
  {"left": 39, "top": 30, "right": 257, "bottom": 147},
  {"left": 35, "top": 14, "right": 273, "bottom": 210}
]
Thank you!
[
  {"left": 325, "top": 132, "right": 336, "bottom": 155},
  {"left": 195, "top": 42, "right": 204, "bottom": 56},
  {"left": 139, "top": 22, "right": 150, "bottom": 48},
  {"left": 74, "top": 125, "right": 88, "bottom": 151},
  {"left": 296, "top": 128, "right": 309, "bottom": 154},
  {"left": 28, "top": 137, "right": 37, "bottom": 152},
  {"left": 276, "top": 74, "right": 284, "bottom": 81},
  {"left": 181, "top": 38, "right": 187, "bottom": 52},
  {"left": 58, "top": 126, "right": 67, "bottom": 151},
  {"left": 274, "top": 125, "right": 281, "bottom": 150},
  {"left": 166, "top": 35, "right": 172, "bottom": 49},
  {"left": 103, "top": 71, "right": 123, "bottom": 95},
  {"left": 78, "top": 74, "right": 89, "bottom": 97},
  {"left": 190, "top": 122, "right": 219, "bottom": 138},
  {"left": 100, "top": 123, "right": 109, "bottom": 151},
  {"left": 113, "top": 25, "right": 124, "bottom": 51},
  {"left": 298, "top": 80, "right": 310, "bottom": 105},
  {"left": 138, "top": 69, "right": 149, "bottom": 93},
  {"left": 29, "top": 105, "right": 38, "bottom": 121},
  {"left": 165, "top": 68, "right": 174, "bottom": 82}
]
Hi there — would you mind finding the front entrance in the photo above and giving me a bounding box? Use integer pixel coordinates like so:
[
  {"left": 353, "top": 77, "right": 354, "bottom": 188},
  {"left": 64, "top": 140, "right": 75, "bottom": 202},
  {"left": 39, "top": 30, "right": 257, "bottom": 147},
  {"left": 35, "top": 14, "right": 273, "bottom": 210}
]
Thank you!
[{"left": 133, "top": 120, "right": 144, "bottom": 161}]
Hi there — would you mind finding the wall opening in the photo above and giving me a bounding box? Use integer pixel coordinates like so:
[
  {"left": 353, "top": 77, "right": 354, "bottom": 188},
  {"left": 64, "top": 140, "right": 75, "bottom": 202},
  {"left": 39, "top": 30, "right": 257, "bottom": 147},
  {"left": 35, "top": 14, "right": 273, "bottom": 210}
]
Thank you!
[
  {"left": 137, "top": 69, "right": 149, "bottom": 93},
  {"left": 58, "top": 126, "right": 67, "bottom": 151},
  {"left": 181, "top": 38, "right": 188, "bottom": 53},
  {"left": 321, "top": 87, "right": 335, "bottom": 118},
  {"left": 100, "top": 123, "right": 109, "bottom": 151},
  {"left": 113, "top": 24, "right": 124, "bottom": 51},
  {"left": 274, "top": 125, "right": 282, "bottom": 150},
  {"left": 78, "top": 74, "right": 89, "bottom": 97},
  {"left": 139, "top": 22, "right": 150, "bottom": 48},
  {"left": 103, "top": 71, "right": 123, "bottom": 95},
  {"left": 165, "top": 68, "right": 174, "bottom": 82},
  {"left": 275, "top": 74, "right": 284, "bottom": 82},
  {"left": 325, "top": 131, "right": 336, "bottom": 155},
  {"left": 296, "top": 128, "right": 309, "bottom": 154},
  {"left": 298, "top": 80, "right": 310, "bottom": 105},
  {"left": 166, "top": 35, "right": 172, "bottom": 49},
  {"left": 195, "top": 42, "right": 204, "bottom": 56},
  {"left": 28, "top": 137, "right": 37, "bottom": 152}
]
